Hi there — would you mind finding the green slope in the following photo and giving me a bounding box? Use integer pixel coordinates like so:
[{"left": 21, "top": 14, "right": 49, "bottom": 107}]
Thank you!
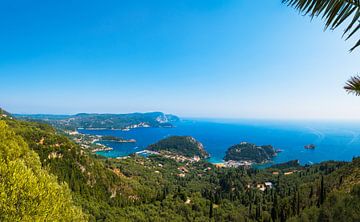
[
  {"left": 1, "top": 111, "right": 360, "bottom": 221},
  {"left": 0, "top": 120, "right": 86, "bottom": 221}
]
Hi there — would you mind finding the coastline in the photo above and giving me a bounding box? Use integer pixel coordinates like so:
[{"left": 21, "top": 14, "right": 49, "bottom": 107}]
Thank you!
[{"left": 76, "top": 120, "right": 360, "bottom": 166}]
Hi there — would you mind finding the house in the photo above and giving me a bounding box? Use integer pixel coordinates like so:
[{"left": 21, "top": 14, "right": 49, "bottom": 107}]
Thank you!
[
  {"left": 256, "top": 184, "right": 266, "bottom": 192},
  {"left": 178, "top": 166, "right": 189, "bottom": 173},
  {"left": 193, "top": 156, "right": 201, "bottom": 162},
  {"left": 214, "top": 163, "right": 225, "bottom": 168},
  {"left": 265, "top": 182, "right": 273, "bottom": 189}
]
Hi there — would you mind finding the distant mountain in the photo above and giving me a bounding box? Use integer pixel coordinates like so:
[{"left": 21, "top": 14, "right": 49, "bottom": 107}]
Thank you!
[
  {"left": 147, "top": 136, "right": 209, "bottom": 159},
  {"left": 15, "top": 112, "right": 180, "bottom": 130},
  {"left": 224, "top": 142, "right": 277, "bottom": 163},
  {"left": 0, "top": 108, "right": 11, "bottom": 117}
]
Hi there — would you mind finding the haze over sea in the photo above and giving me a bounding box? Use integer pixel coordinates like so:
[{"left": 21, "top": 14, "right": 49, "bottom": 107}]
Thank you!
[{"left": 79, "top": 119, "right": 360, "bottom": 166}]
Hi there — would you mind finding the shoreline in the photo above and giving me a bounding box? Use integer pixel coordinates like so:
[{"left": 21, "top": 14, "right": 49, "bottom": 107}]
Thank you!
[{"left": 74, "top": 122, "right": 360, "bottom": 168}]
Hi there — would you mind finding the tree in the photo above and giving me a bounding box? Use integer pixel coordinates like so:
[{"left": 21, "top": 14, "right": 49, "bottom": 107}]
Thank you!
[
  {"left": 0, "top": 121, "right": 87, "bottom": 221},
  {"left": 271, "top": 194, "right": 279, "bottom": 221},
  {"left": 209, "top": 200, "right": 214, "bottom": 219},
  {"left": 344, "top": 75, "right": 360, "bottom": 95},
  {"left": 283, "top": 0, "right": 360, "bottom": 95},
  {"left": 317, "top": 175, "right": 325, "bottom": 207}
]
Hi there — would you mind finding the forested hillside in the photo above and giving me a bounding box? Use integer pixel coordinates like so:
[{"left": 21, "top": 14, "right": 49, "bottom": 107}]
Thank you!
[
  {"left": 1, "top": 114, "right": 144, "bottom": 221},
  {"left": 0, "top": 120, "right": 86, "bottom": 221},
  {"left": 0, "top": 113, "right": 359, "bottom": 221},
  {"left": 147, "top": 136, "right": 210, "bottom": 159}
]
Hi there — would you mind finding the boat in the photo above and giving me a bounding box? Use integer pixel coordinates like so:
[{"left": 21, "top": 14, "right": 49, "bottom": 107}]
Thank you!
[{"left": 304, "top": 144, "right": 316, "bottom": 149}]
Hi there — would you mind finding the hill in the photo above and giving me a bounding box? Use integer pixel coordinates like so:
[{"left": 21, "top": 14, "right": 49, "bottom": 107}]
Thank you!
[
  {"left": 224, "top": 142, "right": 277, "bottom": 163},
  {"left": 147, "top": 136, "right": 209, "bottom": 159},
  {"left": 15, "top": 112, "right": 180, "bottom": 130},
  {"left": 1, "top": 113, "right": 143, "bottom": 221},
  {"left": 0, "top": 120, "right": 86, "bottom": 221},
  {"left": 0, "top": 108, "right": 11, "bottom": 117},
  {"left": 1, "top": 110, "right": 360, "bottom": 221}
]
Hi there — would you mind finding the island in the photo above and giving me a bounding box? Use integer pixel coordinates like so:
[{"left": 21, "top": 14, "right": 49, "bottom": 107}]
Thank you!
[
  {"left": 146, "top": 136, "right": 209, "bottom": 161},
  {"left": 224, "top": 142, "right": 277, "bottom": 164},
  {"left": 100, "top": 136, "right": 136, "bottom": 143}
]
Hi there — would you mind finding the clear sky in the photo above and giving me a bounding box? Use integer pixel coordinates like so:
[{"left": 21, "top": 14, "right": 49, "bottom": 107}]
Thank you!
[{"left": 1, "top": 0, "right": 360, "bottom": 119}]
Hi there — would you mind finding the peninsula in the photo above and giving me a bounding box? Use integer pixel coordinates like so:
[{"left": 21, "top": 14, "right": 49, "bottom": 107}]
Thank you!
[
  {"left": 15, "top": 112, "right": 180, "bottom": 130},
  {"left": 147, "top": 136, "right": 209, "bottom": 161}
]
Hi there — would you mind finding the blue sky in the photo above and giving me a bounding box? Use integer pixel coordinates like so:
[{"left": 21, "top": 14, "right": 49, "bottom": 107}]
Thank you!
[{"left": 1, "top": 0, "right": 360, "bottom": 119}]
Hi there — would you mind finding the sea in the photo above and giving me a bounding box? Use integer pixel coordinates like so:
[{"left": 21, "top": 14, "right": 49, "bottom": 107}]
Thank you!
[{"left": 78, "top": 119, "right": 360, "bottom": 166}]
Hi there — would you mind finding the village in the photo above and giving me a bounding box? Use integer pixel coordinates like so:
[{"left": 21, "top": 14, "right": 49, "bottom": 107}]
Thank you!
[{"left": 64, "top": 130, "right": 135, "bottom": 152}]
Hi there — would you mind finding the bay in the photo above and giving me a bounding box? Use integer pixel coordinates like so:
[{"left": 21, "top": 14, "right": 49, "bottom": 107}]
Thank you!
[{"left": 78, "top": 119, "right": 360, "bottom": 165}]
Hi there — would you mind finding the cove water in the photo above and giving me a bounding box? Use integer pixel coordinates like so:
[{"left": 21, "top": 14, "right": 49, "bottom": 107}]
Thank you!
[{"left": 78, "top": 119, "right": 360, "bottom": 165}]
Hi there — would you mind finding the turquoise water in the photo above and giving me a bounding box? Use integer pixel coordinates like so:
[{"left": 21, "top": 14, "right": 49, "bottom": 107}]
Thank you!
[{"left": 79, "top": 119, "right": 360, "bottom": 165}]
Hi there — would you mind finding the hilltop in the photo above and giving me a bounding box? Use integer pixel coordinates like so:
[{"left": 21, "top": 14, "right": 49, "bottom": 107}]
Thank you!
[
  {"left": 147, "top": 136, "right": 209, "bottom": 159},
  {"left": 15, "top": 112, "right": 179, "bottom": 130}
]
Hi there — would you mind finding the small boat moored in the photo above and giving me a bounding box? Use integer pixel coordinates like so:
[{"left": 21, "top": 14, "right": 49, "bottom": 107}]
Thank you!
[{"left": 304, "top": 144, "right": 316, "bottom": 149}]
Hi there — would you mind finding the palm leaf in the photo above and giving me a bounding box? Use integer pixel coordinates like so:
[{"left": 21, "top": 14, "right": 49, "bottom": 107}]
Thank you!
[
  {"left": 344, "top": 75, "right": 360, "bottom": 95},
  {"left": 282, "top": 0, "right": 360, "bottom": 51}
]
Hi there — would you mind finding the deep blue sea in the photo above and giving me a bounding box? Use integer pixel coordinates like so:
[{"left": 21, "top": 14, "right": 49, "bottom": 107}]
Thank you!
[{"left": 78, "top": 119, "right": 360, "bottom": 166}]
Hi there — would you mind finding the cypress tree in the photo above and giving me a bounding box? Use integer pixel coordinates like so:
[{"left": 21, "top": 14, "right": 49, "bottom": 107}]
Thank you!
[
  {"left": 271, "top": 194, "right": 278, "bottom": 222},
  {"left": 309, "top": 186, "right": 313, "bottom": 198},
  {"left": 296, "top": 191, "right": 300, "bottom": 215},
  {"left": 209, "top": 200, "right": 213, "bottom": 219},
  {"left": 317, "top": 175, "right": 325, "bottom": 207}
]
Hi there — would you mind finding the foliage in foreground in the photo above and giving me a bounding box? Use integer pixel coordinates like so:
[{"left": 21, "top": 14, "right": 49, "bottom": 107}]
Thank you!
[
  {"left": 283, "top": 0, "right": 360, "bottom": 51},
  {"left": 0, "top": 120, "right": 86, "bottom": 221},
  {"left": 283, "top": 0, "right": 360, "bottom": 95}
]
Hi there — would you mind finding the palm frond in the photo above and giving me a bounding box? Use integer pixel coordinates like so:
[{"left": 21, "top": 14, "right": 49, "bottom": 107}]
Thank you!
[
  {"left": 344, "top": 75, "right": 360, "bottom": 95},
  {"left": 282, "top": 0, "right": 360, "bottom": 51}
]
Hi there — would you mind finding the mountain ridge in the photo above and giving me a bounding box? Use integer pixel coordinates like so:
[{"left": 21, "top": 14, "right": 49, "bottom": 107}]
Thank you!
[{"left": 15, "top": 112, "right": 180, "bottom": 130}]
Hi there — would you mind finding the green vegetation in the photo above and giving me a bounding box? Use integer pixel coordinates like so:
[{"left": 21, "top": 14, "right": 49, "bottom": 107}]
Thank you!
[
  {"left": 283, "top": 0, "right": 360, "bottom": 51},
  {"left": 345, "top": 76, "right": 360, "bottom": 96},
  {"left": 1, "top": 112, "right": 360, "bottom": 221},
  {"left": 147, "top": 136, "right": 209, "bottom": 158},
  {"left": 0, "top": 120, "right": 86, "bottom": 221},
  {"left": 224, "top": 142, "right": 277, "bottom": 163},
  {"left": 15, "top": 112, "right": 180, "bottom": 130},
  {"left": 270, "top": 160, "right": 301, "bottom": 170},
  {"left": 101, "top": 135, "right": 124, "bottom": 141},
  {"left": 100, "top": 135, "right": 135, "bottom": 143},
  {"left": 1, "top": 2, "right": 359, "bottom": 221},
  {"left": 1, "top": 115, "right": 144, "bottom": 221},
  {"left": 0, "top": 108, "right": 11, "bottom": 116}
]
